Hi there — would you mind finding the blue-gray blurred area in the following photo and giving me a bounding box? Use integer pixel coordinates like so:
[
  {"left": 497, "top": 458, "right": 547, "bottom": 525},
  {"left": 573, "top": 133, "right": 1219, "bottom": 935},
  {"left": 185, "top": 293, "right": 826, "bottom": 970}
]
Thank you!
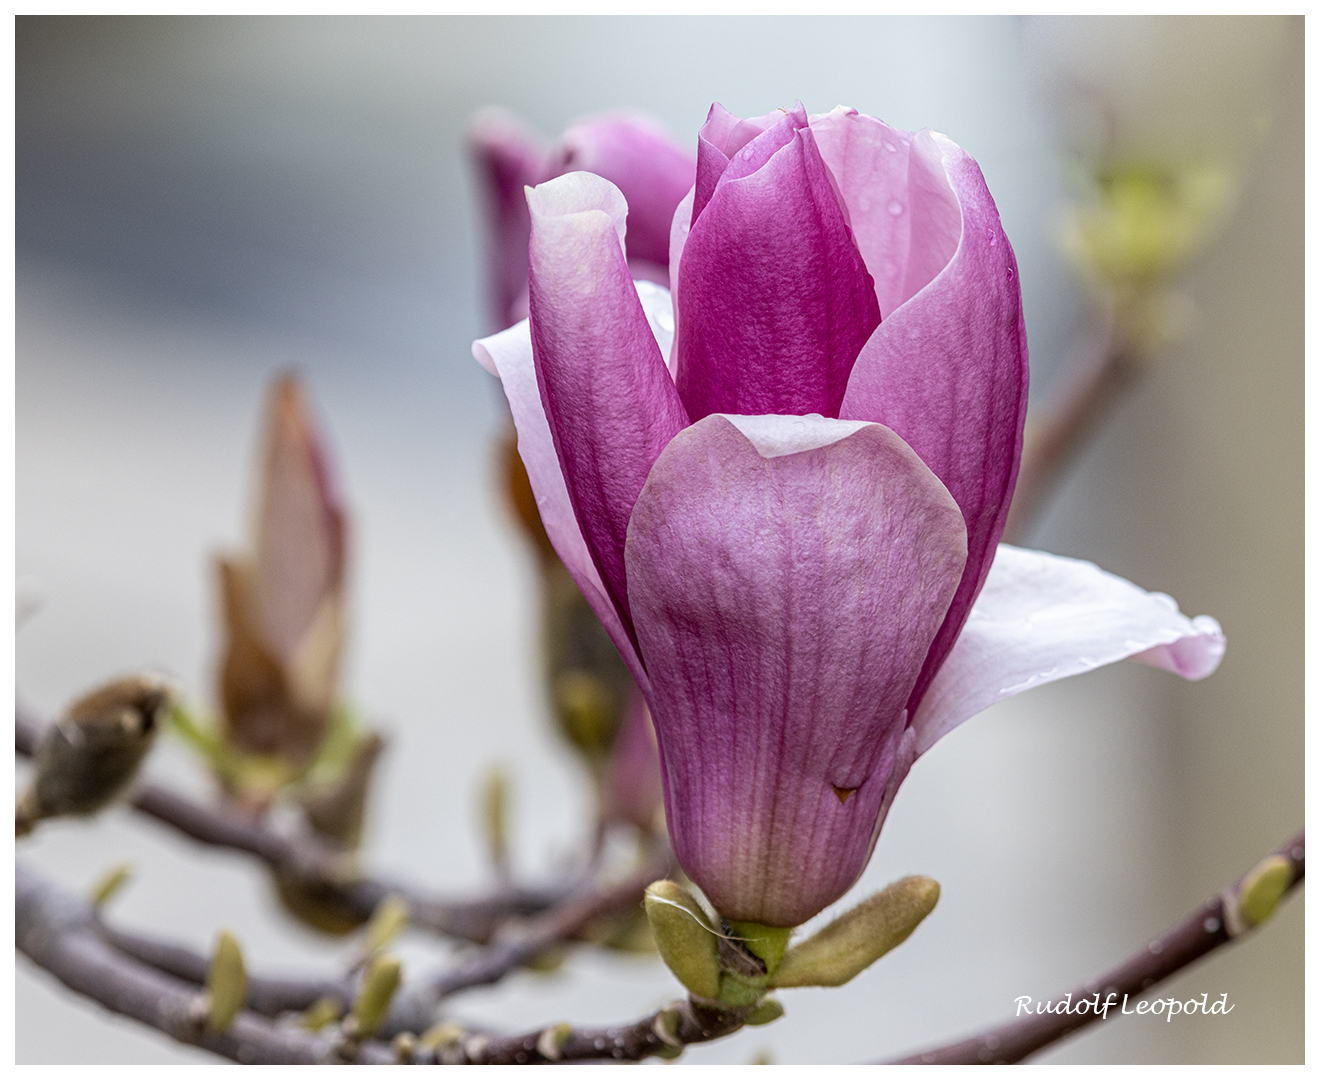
[{"left": 15, "top": 16, "right": 1302, "bottom": 1065}]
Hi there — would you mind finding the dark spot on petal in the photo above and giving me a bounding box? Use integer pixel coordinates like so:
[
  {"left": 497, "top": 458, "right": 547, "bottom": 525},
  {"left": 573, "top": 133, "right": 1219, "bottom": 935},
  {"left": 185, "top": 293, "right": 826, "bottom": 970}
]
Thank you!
[{"left": 832, "top": 785, "right": 858, "bottom": 804}]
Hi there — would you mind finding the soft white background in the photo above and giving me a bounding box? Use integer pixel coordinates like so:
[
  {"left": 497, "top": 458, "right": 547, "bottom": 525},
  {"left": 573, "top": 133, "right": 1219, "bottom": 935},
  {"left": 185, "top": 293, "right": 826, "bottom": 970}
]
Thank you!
[{"left": 14, "top": 16, "right": 1302, "bottom": 1064}]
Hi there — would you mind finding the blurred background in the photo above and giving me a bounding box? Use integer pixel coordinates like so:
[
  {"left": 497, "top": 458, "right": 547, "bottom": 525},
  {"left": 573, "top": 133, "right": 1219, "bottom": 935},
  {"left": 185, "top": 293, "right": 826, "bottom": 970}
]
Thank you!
[{"left": 15, "top": 15, "right": 1302, "bottom": 1064}]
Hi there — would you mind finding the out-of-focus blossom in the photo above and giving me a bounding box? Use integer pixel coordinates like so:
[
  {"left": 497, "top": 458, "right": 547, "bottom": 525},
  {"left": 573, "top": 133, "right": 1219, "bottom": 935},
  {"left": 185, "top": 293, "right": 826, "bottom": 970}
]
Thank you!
[
  {"left": 474, "top": 102, "right": 1225, "bottom": 930},
  {"left": 602, "top": 689, "right": 664, "bottom": 835},
  {"left": 1020, "top": 16, "right": 1292, "bottom": 319},
  {"left": 215, "top": 375, "right": 347, "bottom": 783},
  {"left": 470, "top": 107, "right": 696, "bottom": 329},
  {"left": 477, "top": 111, "right": 693, "bottom": 815}
]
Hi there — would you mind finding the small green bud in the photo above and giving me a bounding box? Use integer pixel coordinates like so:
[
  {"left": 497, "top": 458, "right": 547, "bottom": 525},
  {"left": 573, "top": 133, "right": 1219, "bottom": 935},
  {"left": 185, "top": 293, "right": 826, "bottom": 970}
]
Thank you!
[
  {"left": 650, "top": 1005, "right": 684, "bottom": 1059},
  {"left": 420, "top": 1021, "right": 465, "bottom": 1051},
  {"left": 205, "top": 931, "right": 247, "bottom": 1031},
  {"left": 552, "top": 669, "right": 619, "bottom": 757},
  {"left": 535, "top": 1022, "right": 572, "bottom": 1061},
  {"left": 743, "top": 997, "right": 784, "bottom": 1026},
  {"left": 363, "top": 894, "right": 409, "bottom": 954},
  {"left": 299, "top": 996, "right": 342, "bottom": 1031},
  {"left": 478, "top": 765, "right": 510, "bottom": 873},
  {"left": 88, "top": 862, "right": 133, "bottom": 909},
  {"left": 1237, "top": 855, "right": 1293, "bottom": 928},
  {"left": 351, "top": 953, "right": 402, "bottom": 1037},
  {"left": 644, "top": 880, "right": 721, "bottom": 1000},
  {"left": 772, "top": 876, "right": 939, "bottom": 988}
]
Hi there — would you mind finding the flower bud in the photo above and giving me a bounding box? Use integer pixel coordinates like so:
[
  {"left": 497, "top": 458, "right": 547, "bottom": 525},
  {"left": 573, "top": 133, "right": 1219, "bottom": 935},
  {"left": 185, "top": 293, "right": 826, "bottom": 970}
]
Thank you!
[
  {"left": 771, "top": 876, "right": 939, "bottom": 988},
  {"left": 1237, "top": 854, "right": 1293, "bottom": 928},
  {"left": 17, "top": 676, "right": 169, "bottom": 834},
  {"left": 351, "top": 953, "right": 402, "bottom": 1037},
  {"left": 205, "top": 930, "right": 247, "bottom": 1032},
  {"left": 643, "top": 880, "right": 721, "bottom": 1000}
]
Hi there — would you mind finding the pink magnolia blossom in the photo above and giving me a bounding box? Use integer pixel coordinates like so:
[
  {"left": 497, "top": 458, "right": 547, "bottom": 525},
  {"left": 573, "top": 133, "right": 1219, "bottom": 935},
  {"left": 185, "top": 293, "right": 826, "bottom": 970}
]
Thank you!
[
  {"left": 469, "top": 108, "right": 695, "bottom": 330},
  {"left": 473, "top": 103, "right": 1225, "bottom": 929}
]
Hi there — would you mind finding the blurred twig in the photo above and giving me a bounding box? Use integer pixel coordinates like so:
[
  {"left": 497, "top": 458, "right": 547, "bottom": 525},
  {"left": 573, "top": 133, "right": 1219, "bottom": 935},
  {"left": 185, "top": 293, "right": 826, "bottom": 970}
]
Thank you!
[
  {"left": 18, "top": 860, "right": 742, "bottom": 1064},
  {"left": 16, "top": 705, "right": 572, "bottom": 943},
  {"left": 889, "top": 829, "right": 1304, "bottom": 1064},
  {"left": 1003, "top": 318, "right": 1146, "bottom": 544}
]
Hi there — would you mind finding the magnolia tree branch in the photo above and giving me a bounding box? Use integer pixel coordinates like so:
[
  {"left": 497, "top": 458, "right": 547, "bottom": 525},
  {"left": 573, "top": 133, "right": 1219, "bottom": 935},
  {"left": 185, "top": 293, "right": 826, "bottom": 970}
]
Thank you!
[
  {"left": 15, "top": 706, "right": 571, "bottom": 943},
  {"left": 1002, "top": 323, "right": 1144, "bottom": 544},
  {"left": 890, "top": 829, "right": 1305, "bottom": 1065},
  {"left": 18, "top": 860, "right": 743, "bottom": 1064}
]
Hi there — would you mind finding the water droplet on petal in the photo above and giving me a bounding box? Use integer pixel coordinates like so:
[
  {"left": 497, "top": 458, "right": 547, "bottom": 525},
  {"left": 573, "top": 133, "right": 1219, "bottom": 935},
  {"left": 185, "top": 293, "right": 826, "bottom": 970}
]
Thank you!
[{"left": 887, "top": 199, "right": 905, "bottom": 217}]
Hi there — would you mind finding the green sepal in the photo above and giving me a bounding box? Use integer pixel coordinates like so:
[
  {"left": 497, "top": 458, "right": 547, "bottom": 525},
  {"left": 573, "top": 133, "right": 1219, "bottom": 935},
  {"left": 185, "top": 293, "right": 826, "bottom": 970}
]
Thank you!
[
  {"left": 643, "top": 880, "right": 721, "bottom": 1000},
  {"left": 725, "top": 920, "right": 792, "bottom": 976},
  {"left": 772, "top": 876, "right": 939, "bottom": 988}
]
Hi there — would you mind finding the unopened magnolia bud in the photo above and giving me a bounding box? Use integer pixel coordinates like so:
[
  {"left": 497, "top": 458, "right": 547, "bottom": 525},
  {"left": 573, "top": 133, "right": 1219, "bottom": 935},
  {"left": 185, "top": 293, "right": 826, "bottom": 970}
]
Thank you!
[
  {"left": 1237, "top": 855, "right": 1293, "bottom": 928},
  {"left": 17, "top": 676, "right": 170, "bottom": 834},
  {"left": 362, "top": 894, "right": 409, "bottom": 955},
  {"left": 206, "top": 931, "right": 247, "bottom": 1031},
  {"left": 644, "top": 880, "right": 721, "bottom": 1000},
  {"left": 88, "top": 862, "right": 133, "bottom": 909},
  {"left": 772, "top": 876, "right": 939, "bottom": 988},
  {"left": 351, "top": 953, "right": 402, "bottom": 1037}
]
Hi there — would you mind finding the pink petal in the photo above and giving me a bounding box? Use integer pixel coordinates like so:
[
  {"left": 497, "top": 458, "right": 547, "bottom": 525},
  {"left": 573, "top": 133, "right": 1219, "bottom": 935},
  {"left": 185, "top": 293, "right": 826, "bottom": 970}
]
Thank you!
[
  {"left": 839, "top": 128, "right": 1029, "bottom": 716},
  {"left": 468, "top": 107, "right": 552, "bottom": 330},
  {"left": 552, "top": 113, "right": 696, "bottom": 272},
  {"left": 473, "top": 319, "right": 649, "bottom": 696},
  {"left": 527, "top": 172, "right": 691, "bottom": 644},
  {"left": 912, "top": 545, "right": 1227, "bottom": 755},
  {"left": 254, "top": 375, "right": 346, "bottom": 665},
  {"left": 810, "top": 106, "right": 961, "bottom": 318},
  {"left": 626, "top": 414, "right": 967, "bottom": 927},
  {"left": 675, "top": 108, "right": 880, "bottom": 422}
]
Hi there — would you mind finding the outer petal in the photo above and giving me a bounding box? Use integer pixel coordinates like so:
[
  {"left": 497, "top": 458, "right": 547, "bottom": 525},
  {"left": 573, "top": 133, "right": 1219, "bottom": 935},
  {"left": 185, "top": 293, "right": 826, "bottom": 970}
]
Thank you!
[
  {"left": 839, "top": 128, "right": 1029, "bottom": 715},
  {"left": 676, "top": 108, "right": 880, "bottom": 421},
  {"left": 473, "top": 320, "right": 649, "bottom": 696},
  {"left": 255, "top": 375, "right": 346, "bottom": 664},
  {"left": 528, "top": 172, "right": 690, "bottom": 643},
  {"left": 552, "top": 113, "right": 696, "bottom": 270},
  {"left": 626, "top": 414, "right": 967, "bottom": 927},
  {"left": 912, "top": 545, "right": 1227, "bottom": 755},
  {"left": 468, "top": 107, "right": 551, "bottom": 330}
]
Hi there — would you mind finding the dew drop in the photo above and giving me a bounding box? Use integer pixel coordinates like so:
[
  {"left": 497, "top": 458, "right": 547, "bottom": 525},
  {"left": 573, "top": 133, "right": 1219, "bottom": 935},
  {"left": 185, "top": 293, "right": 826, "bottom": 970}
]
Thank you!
[{"left": 887, "top": 199, "right": 905, "bottom": 217}]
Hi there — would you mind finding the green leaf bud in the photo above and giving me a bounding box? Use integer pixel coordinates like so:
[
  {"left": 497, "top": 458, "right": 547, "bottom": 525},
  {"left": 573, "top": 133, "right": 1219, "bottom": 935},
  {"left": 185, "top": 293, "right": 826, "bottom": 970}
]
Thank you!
[
  {"left": 351, "top": 953, "right": 402, "bottom": 1037},
  {"left": 1237, "top": 854, "right": 1293, "bottom": 928},
  {"left": 205, "top": 930, "right": 247, "bottom": 1031},
  {"left": 772, "top": 876, "right": 939, "bottom": 988}
]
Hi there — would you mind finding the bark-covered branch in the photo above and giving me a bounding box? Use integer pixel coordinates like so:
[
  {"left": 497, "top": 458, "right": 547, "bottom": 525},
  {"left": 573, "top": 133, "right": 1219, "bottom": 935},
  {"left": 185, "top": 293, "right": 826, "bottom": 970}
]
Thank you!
[
  {"left": 16, "top": 706, "right": 572, "bottom": 943},
  {"left": 891, "top": 829, "right": 1305, "bottom": 1064},
  {"left": 17, "top": 860, "right": 746, "bottom": 1064},
  {"left": 1003, "top": 323, "right": 1143, "bottom": 544}
]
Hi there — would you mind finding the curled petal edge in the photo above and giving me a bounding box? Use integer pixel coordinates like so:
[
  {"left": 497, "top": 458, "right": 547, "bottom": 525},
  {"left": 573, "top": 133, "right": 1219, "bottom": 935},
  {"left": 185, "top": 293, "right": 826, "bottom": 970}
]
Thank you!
[{"left": 911, "top": 544, "right": 1226, "bottom": 756}]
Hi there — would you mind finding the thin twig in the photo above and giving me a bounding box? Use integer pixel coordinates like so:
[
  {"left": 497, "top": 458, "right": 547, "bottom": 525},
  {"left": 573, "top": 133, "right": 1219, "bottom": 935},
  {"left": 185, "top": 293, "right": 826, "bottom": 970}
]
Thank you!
[
  {"left": 890, "top": 829, "right": 1304, "bottom": 1064},
  {"left": 379, "top": 843, "right": 677, "bottom": 1036},
  {"left": 1003, "top": 320, "right": 1145, "bottom": 544},
  {"left": 16, "top": 705, "right": 572, "bottom": 943},
  {"left": 16, "top": 861, "right": 394, "bottom": 1064},
  {"left": 18, "top": 860, "right": 745, "bottom": 1064}
]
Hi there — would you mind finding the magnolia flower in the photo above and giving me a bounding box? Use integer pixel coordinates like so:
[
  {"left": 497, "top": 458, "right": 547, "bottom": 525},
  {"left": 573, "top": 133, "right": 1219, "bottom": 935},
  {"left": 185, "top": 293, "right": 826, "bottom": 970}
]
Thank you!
[
  {"left": 216, "top": 375, "right": 347, "bottom": 778},
  {"left": 469, "top": 107, "right": 696, "bottom": 330},
  {"left": 473, "top": 103, "right": 1224, "bottom": 930}
]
